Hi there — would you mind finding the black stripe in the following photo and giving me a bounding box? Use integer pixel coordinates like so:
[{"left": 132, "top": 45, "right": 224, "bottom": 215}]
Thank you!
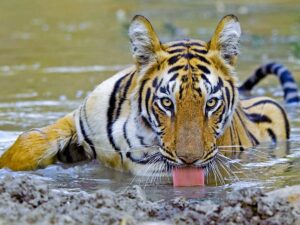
[
  {"left": 153, "top": 101, "right": 166, "bottom": 115},
  {"left": 152, "top": 77, "right": 158, "bottom": 88},
  {"left": 184, "top": 53, "right": 194, "bottom": 60},
  {"left": 223, "top": 114, "right": 229, "bottom": 128},
  {"left": 283, "top": 87, "right": 298, "bottom": 99},
  {"left": 201, "top": 74, "right": 211, "bottom": 86},
  {"left": 151, "top": 105, "right": 161, "bottom": 127},
  {"left": 79, "top": 101, "right": 97, "bottom": 153},
  {"left": 79, "top": 117, "right": 97, "bottom": 159},
  {"left": 248, "top": 131, "right": 260, "bottom": 145},
  {"left": 168, "top": 65, "right": 185, "bottom": 74},
  {"left": 236, "top": 110, "right": 259, "bottom": 146},
  {"left": 194, "top": 87, "right": 202, "bottom": 97},
  {"left": 123, "top": 119, "right": 132, "bottom": 148},
  {"left": 189, "top": 42, "right": 204, "bottom": 47},
  {"left": 243, "top": 99, "right": 276, "bottom": 110},
  {"left": 211, "top": 78, "right": 224, "bottom": 94},
  {"left": 172, "top": 83, "right": 176, "bottom": 92},
  {"left": 166, "top": 83, "right": 172, "bottom": 95},
  {"left": 279, "top": 71, "right": 295, "bottom": 83},
  {"left": 225, "top": 87, "right": 231, "bottom": 110},
  {"left": 138, "top": 79, "right": 149, "bottom": 113},
  {"left": 141, "top": 115, "right": 153, "bottom": 129},
  {"left": 107, "top": 74, "right": 129, "bottom": 157},
  {"left": 137, "top": 135, "right": 146, "bottom": 146},
  {"left": 169, "top": 42, "right": 186, "bottom": 48},
  {"left": 167, "top": 48, "right": 185, "bottom": 54},
  {"left": 126, "top": 152, "right": 162, "bottom": 164},
  {"left": 168, "top": 54, "right": 182, "bottom": 65},
  {"left": 267, "top": 128, "right": 277, "bottom": 143},
  {"left": 145, "top": 87, "right": 152, "bottom": 120},
  {"left": 239, "top": 69, "right": 263, "bottom": 91},
  {"left": 216, "top": 105, "right": 226, "bottom": 123},
  {"left": 255, "top": 68, "right": 266, "bottom": 79},
  {"left": 265, "top": 63, "right": 274, "bottom": 74},
  {"left": 169, "top": 73, "right": 179, "bottom": 82},
  {"left": 245, "top": 113, "right": 272, "bottom": 123},
  {"left": 192, "top": 48, "right": 208, "bottom": 54},
  {"left": 197, "top": 64, "right": 210, "bottom": 74},
  {"left": 228, "top": 80, "right": 235, "bottom": 111},
  {"left": 159, "top": 86, "right": 167, "bottom": 94},
  {"left": 194, "top": 55, "right": 211, "bottom": 65},
  {"left": 115, "top": 73, "right": 134, "bottom": 121},
  {"left": 179, "top": 85, "right": 184, "bottom": 99},
  {"left": 287, "top": 96, "right": 300, "bottom": 104}
]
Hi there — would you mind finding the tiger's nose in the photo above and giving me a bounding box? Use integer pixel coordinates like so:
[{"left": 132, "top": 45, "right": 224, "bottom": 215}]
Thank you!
[{"left": 178, "top": 155, "right": 199, "bottom": 164}]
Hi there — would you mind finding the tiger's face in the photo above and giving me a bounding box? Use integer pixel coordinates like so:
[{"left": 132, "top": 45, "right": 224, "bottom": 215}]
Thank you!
[{"left": 129, "top": 15, "right": 241, "bottom": 169}]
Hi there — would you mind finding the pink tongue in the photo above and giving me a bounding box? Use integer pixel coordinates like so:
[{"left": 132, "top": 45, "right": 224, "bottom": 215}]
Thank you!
[{"left": 172, "top": 167, "right": 205, "bottom": 187}]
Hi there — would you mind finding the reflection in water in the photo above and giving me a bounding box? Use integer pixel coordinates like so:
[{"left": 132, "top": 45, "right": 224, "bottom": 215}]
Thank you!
[{"left": 0, "top": 0, "right": 300, "bottom": 201}]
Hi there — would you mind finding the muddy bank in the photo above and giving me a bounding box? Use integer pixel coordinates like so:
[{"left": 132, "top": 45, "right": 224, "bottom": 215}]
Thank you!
[{"left": 0, "top": 175, "right": 298, "bottom": 225}]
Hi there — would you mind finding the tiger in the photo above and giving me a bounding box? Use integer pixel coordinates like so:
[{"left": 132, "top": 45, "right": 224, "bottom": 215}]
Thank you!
[{"left": 0, "top": 15, "right": 298, "bottom": 179}]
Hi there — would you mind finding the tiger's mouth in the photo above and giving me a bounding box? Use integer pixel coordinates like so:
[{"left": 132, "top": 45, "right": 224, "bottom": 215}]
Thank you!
[
  {"left": 157, "top": 147, "right": 219, "bottom": 186},
  {"left": 158, "top": 147, "right": 219, "bottom": 169}
]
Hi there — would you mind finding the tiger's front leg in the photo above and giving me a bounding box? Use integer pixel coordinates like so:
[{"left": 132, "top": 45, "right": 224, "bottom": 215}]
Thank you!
[{"left": 0, "top": 112, "right": 89, "bottom": 171}]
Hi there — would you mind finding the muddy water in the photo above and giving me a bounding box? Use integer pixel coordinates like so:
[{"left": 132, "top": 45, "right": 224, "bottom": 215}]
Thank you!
[{"left": 0, "top": 0, "right": 300, "bottom": 202}]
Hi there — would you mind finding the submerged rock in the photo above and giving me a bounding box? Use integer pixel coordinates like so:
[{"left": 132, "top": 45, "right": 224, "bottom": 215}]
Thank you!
[{"left": 0, "top": 175, "right": 298, "bottom": 225}]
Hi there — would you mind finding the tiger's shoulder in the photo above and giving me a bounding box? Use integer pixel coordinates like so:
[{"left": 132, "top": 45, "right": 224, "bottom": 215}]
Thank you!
[{"left": 240, "top": 96, "right": 290, "bottom": 141}]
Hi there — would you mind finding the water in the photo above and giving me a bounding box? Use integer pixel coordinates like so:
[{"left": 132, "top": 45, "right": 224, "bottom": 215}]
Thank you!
[{"left": 0, "top": 0, "right": 300, "bottom": 201}]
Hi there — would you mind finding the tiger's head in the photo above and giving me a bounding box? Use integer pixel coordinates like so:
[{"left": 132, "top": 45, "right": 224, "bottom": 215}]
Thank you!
[{"left": 128, "top": 15, "right": 241, "bottom": 170}]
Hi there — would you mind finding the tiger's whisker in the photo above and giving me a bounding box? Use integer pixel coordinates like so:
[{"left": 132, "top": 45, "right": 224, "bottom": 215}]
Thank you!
[
  {"left": 209, "top": 162, "right": 218, "bottom": 186},
  {"left": 217, "top": 153, "right": 258, "bottom": 181},
  {"left": 215, "top": 160, "right": 226, "bottom": 185},
  {"left": 216, "top": 157, "right": 239, "bottom": 182},
  {"left": 134, "top": 154, "right": 160, "bottom": 187},
  {"left": 212, "top": 161, "right": 223, "bottom": 185}
]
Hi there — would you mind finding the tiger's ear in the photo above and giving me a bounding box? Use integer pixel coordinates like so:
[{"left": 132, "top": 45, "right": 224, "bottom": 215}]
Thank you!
[
  {"left": 129, "top": 15, "right": 162, "bottom": 70},
  {"left": 209, "top": 15, "right": 241, "bottom": 66}
]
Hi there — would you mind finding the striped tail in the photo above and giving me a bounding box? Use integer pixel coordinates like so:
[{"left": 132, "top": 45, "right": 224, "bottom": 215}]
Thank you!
[{"left": 238, "top": 62, "right": 300, "bottom": 104}]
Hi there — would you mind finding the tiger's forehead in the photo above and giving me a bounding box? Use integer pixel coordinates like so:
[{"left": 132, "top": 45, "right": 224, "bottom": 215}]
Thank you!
[
  {"left": 163, "top": 39, "right": 208, "bottom": 50},
  {"left": 157, "top": 39, "right": 221, "bottom": 98},
  {"left": 162, "top": 39, "right": 213, "bottom": 78}
]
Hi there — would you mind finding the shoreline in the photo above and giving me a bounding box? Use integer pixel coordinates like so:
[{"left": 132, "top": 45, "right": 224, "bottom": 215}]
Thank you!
[{"left": 0, "top": 174, "right": 299, "bottom": 225}]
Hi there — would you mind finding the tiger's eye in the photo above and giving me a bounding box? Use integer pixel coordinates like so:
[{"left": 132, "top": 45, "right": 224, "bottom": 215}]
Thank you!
[
  {"left": 161, "top": 97, "right": 173, "bottom": 108},
  {"left": 206, "top": 98, "right": 218, "bottom": 108}
]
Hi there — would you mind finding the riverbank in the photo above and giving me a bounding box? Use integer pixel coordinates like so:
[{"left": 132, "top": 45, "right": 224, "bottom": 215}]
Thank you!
[{"left": 0, "top": 174, "right": 298, "bottom": 225}]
